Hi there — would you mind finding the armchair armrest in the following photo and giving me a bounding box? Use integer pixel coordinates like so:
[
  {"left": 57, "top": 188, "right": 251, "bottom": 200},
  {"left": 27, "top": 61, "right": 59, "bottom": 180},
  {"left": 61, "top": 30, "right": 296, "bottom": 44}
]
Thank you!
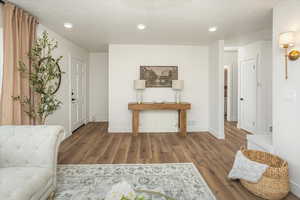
[{"left": 0, "top": 126, "right": 64, "bottom": 168}]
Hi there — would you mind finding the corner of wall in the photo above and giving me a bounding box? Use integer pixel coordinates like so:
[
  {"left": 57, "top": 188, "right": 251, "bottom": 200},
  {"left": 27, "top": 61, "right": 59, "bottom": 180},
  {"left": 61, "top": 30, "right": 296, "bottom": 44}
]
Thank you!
[
  {"left": 291, "top": 181, "right": 300, "bottom": 198},
  {"left": 208, "top": 128, "right": 224, "bottom": 140}
]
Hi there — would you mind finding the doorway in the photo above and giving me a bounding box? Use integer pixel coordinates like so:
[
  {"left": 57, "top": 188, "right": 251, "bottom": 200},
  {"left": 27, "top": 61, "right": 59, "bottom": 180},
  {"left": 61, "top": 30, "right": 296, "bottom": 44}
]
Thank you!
[
  {"left": 224, "top": 66, "right": 228, "bottom": 119},
  {"left": 224, "top": 50, "right": 238, "bottom": 126},
  {"left": 71, "top": 57, "right": 86, "bottom": 132}
]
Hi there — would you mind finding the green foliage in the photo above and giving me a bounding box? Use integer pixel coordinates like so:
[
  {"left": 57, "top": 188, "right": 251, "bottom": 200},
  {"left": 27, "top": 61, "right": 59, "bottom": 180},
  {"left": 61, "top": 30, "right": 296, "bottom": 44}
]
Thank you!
[{"left": 13, "top": 31, "right": 63, "bottom": 124}]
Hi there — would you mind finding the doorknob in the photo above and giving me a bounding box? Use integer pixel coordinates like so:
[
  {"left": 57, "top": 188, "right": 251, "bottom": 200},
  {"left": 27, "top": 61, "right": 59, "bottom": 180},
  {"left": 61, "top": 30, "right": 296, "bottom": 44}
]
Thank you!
[
  {"left": 72, "top": 98, "right": 76, "bottom": 101},
  {"left": 240, "top": 98, "right": 244, "bottom": 101}
]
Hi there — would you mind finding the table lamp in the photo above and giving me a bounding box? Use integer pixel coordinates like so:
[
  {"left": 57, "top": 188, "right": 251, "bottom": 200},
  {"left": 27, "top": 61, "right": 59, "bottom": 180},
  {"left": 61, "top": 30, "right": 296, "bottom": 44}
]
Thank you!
[
  {"left": 134, "top": 80, "right": 146, "bottom": 104},
  {"left": 172, "top": 80, "right": 184, "bottom": 104}
]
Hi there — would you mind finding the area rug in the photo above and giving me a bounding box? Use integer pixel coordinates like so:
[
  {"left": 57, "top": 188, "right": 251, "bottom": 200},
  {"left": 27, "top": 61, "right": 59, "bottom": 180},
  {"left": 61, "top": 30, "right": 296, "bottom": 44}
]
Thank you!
[{"left": 55, "top": 163, "right": 216, "bottom": 200}]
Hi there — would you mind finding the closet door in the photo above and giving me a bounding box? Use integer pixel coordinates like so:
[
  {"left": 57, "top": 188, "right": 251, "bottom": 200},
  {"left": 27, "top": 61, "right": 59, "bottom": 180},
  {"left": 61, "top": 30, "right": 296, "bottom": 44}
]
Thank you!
[
  {"left": 240, "top": 59, "right": 257, "bottom": 133},
  {"left": 71, "top": 58, "right": 84, "bottom": 131}
]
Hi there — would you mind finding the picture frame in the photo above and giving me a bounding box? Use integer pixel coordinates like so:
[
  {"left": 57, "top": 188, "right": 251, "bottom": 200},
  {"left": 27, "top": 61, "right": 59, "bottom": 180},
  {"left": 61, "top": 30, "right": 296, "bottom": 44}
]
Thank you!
[{"left": 140, "top": 66, "right": 178, "bottom": 88}]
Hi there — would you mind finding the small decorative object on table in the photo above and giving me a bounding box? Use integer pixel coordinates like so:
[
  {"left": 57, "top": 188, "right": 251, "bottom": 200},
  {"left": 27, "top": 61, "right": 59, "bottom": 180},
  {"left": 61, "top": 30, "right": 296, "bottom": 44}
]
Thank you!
[
  {"left": 134, "top": 80, "right": 146, "bottom": 104},
  {"left": 154, "top": 100, "right": 164, "bottom": 104},
  {"left": 172, "top": 80, "right": 184, "bottom": 104}
]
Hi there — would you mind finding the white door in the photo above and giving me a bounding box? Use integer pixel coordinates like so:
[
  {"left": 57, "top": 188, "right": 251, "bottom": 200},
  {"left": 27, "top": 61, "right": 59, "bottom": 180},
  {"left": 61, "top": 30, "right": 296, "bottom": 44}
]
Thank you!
[
  {"left": 240, "top": 59, "right": 257, "bottom": 133},
  {"left": 71, "top": 58, "right": 84, "bottom": 131}
]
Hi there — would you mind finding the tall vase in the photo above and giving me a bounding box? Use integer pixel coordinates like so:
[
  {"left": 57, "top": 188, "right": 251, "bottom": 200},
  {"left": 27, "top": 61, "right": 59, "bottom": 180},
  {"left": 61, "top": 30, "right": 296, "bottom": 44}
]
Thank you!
[{"left": 136, "top": 90, "right": 144, "bottom": 104}]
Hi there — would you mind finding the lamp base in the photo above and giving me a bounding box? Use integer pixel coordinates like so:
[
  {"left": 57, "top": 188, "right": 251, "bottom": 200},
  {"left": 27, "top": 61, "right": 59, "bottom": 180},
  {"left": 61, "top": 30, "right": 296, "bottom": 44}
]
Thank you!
[
  {"left": 136, "top": 90, "right": 144, "bottom": 104},
  {"left": 174, "top": 91, "right": 181, "bottom": 104},
  {"left": 289, "top": 50, "right": 300, "bottom": 61}
]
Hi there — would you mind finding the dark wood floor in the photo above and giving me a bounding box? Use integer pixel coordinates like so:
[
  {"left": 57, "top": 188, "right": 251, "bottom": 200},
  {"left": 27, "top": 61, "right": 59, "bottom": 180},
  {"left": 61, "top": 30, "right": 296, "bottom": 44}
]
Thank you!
[{"left": 58, "top": 121, "right": 298, "bottom": 200}]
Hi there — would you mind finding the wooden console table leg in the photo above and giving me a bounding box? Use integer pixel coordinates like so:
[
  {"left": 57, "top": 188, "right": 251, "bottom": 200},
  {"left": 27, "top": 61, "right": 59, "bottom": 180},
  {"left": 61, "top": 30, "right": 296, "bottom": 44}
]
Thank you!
[
  {"left": 132, "top": 110, "right": 139, "bottom": 136},
  {"left": 179, "top": 110, "right": 187, "bottom": 136}
]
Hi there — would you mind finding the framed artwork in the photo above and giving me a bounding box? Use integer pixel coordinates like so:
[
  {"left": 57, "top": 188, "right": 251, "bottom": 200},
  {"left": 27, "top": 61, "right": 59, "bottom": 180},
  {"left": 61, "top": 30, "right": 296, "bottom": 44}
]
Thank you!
[{"left": 140, "top": 66, "right": 178, "bottom": 88}]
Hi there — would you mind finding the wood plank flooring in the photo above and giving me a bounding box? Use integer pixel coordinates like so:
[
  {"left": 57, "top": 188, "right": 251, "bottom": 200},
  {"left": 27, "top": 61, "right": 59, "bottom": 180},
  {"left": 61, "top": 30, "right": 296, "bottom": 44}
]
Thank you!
[{"left": 58, "top": 121, "right": 299, "bottom": 200}]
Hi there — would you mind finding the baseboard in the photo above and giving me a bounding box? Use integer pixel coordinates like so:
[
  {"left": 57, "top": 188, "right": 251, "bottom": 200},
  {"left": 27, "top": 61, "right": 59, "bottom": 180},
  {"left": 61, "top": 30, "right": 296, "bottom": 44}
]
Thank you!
[
  {"left": 208, "top": 128, "right": 224, "bottom": 139},
  {"left": 65, "top": 131, "right": 72, "bottom": 139},
  {"left": 218, "top": 134, "right": 225, "bottom": 139},
  {"left": 188, "top": 126, "right": 209, "bottom": 132},
  {"left": 88, "top": 121, "right": 108, "bottom": 123},
  {"left": 108, "top": 131, "right": 210, "bottom": 134},
  {"left": 108, "top": 127, "right": 131, "bottom": 133},
  {"left": 208, "top": 128, "right": 217, "bottom": 137},
  {"left": 254, "top": 128, "right": 272, "bottom": 135},
  {"left": 108, "top": 125, "right": 208, "bottom": 133},
  {"left": 89, "top": 115, "right": 108, "bottom": 122},
  {"left": 291, "top": 180, "right": 300, "bottom": 198}
]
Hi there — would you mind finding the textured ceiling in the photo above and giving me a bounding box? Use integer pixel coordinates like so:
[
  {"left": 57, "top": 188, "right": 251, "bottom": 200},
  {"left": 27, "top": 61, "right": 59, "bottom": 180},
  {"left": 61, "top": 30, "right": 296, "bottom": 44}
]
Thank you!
[{"left": 10, "top": 0, "right": 278, "bottom": 52}]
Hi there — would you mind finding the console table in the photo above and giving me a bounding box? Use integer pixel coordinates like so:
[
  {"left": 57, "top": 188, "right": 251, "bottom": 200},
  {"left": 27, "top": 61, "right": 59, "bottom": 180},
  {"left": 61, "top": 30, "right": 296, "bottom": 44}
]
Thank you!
[{"left": 128, "top": 102, "right": 191, "bottom": 136}]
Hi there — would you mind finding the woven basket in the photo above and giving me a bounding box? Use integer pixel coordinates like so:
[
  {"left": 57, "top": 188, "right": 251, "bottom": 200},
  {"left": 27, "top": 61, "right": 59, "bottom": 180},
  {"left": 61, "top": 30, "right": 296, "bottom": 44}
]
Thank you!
[{"left": 240, "top": 147, "right": 290, "bottom": 200}]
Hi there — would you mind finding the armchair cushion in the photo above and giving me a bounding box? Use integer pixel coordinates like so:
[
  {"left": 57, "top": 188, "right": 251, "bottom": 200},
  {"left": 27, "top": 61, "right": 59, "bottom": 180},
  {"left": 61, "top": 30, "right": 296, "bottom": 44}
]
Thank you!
[
  {"left": 0, "top": 126, "right": 64, "bottom": 168},
  {"left": 0, "top": 167, "right": 53, "bottom": 200},
  {"left": 0, "top": 125, "right": 64, "bottom": 200}
]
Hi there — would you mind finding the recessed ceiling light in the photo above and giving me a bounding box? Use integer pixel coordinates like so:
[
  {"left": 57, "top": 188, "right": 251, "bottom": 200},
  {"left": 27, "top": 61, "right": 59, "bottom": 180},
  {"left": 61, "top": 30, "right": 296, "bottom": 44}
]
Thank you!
[
  {"left": 208, "top": 26, "right": 217, "bottom": 32},
  {"left": 137, "top": 24, "right": 146, "bottom": 30},
  {"left": 64, "top": 22, "right": 73, "bottom": 29}
]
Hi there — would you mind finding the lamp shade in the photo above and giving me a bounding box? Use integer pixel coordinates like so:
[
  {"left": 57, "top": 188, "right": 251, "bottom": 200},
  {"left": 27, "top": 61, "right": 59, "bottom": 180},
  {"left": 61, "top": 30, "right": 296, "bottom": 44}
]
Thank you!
[
  {"left": 172, "top": 80, "right": 184, "bottom": 90},
  {"left": 279, "top": 32, "right": 296, "bottom": 48},
  {"left": 134, "top": 80, "right": 145, "bottom": 90}
]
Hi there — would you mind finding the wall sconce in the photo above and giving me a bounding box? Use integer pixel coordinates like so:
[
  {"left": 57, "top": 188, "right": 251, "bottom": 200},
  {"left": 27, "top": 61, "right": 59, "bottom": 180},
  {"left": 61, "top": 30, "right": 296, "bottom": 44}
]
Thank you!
[{"left": 279, "top": 31, "right": 300, "bottom": 79}]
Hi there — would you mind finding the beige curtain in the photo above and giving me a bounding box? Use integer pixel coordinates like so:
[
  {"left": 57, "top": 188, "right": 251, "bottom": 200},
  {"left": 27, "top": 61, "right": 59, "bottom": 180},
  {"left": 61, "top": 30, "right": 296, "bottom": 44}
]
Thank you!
[{"left": 0, "top": 3, "right": 39, "bottom": 125}]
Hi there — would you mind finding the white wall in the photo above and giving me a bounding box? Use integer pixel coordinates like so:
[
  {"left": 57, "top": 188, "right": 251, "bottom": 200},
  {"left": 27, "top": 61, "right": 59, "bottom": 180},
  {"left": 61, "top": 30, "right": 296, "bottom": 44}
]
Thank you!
[
  {"left": 273, "top": 0, "right": 300, "bottom": 196},
  {"left": 224, "top": 51, "right": 238, "bottom": 121},
  {"left": 209, "top": 40, "right": 225, "bottom": 139},
  {"left": 238, "top": 41, "right": 272, "bottom": 135},
  {"left": 109, "top": 44, "right": 209, "bottom": 133},
  {"left": 38, "top": 25, "right": 89, "bottom": 138},
  {"left": 89, "top": 53, "right": 108, "bottom": 122},
  {"left": 0, "top": 5, "right": 3, "bottom": 91}
]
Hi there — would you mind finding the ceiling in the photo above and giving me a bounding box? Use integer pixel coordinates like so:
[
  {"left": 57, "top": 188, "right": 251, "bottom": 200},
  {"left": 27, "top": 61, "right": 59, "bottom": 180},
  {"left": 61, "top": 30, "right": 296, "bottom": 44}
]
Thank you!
[{"left": 10, "top": 0, "right": 279, "bottom": 52}]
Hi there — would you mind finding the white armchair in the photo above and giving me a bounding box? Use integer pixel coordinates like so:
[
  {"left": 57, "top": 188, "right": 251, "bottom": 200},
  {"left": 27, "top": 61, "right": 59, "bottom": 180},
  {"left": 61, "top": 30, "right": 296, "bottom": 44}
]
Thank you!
[{"left": 0, "top": 126, "right": 64, "bottom": 200}]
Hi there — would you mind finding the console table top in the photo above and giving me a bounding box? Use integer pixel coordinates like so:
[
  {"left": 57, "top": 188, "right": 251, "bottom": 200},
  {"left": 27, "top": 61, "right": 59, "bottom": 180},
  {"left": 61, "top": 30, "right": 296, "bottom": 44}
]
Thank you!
[{"left": 128, "top": 102, "right": 191, "bottom": 110}]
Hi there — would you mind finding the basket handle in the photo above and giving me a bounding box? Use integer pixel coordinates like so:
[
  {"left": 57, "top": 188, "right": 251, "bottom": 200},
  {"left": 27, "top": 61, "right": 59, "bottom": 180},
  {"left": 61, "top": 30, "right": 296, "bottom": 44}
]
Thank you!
[
  {"left": 281, "top": 161, "right": 288, "bottom": 168},
  {"left": 240, "top": 146, "right": 246, "bottom": 152}
]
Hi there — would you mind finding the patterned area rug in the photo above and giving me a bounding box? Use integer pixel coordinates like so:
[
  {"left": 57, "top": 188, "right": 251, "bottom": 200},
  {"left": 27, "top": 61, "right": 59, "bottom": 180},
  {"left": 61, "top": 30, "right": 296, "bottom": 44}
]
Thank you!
[{"left": 55, "top": 163, "right": 216, "bottom": 200}]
